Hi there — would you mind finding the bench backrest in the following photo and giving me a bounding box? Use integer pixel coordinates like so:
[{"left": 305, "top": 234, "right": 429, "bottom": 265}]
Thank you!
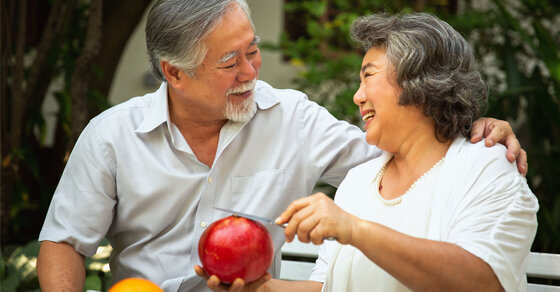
[{"left": 527, "top": 252, "right": 560, "bottom": 291}]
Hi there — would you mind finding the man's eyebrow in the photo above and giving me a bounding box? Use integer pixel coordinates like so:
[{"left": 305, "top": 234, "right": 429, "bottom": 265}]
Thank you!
[
  {"left": 218, "top": 51, "right": 238, "bottom": 63},
  {"left": 252, "top": 35, "right": 261, "bottom": 45},
  {"left": 218, "top": 35, "right": 261, "bottom": 64}
]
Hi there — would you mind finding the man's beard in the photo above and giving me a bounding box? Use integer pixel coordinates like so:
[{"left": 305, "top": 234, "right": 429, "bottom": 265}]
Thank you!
[{"left": 224, "top": 79, "right": 257, "bottom": 123}]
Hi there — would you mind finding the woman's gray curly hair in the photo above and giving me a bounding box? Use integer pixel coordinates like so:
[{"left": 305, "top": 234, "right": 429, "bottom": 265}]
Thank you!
[{"left": 350, "top": 12, "right": 487, "bottom": 141}]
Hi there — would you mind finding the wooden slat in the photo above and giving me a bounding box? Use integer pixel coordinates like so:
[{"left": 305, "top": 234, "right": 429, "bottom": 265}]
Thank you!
[
  {"left": 527, "top": 252, "right": 560, "bottom": 280},
  {"left": 528, "top": 283, "right": 560, "bottom": 292},
  {"left": 281, "top": 238, "right": 319, "bottom": 259},
  {"left": 280, "top": 260, "right": 316, "bottom": 281}
]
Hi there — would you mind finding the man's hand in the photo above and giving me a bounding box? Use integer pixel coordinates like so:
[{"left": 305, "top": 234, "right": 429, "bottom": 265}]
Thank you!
[
  {"left": 194, "top": 265, "right": 270, "bottom": 292},
  {"left": 471, "top": 117, "right": 527, "bottom": 176}
]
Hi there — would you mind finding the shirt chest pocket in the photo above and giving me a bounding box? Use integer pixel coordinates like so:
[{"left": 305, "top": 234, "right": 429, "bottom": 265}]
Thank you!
[
  {"left": 232, "top": 169, "right": 284, "bottom": 193},
  {"left": 230, "top": 169, "right": 285, "bottom": 211}
]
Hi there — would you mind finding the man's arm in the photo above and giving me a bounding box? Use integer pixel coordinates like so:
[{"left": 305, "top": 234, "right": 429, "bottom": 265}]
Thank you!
[{"left": 37, "top": 241, "right": 86, "bottom": 292}]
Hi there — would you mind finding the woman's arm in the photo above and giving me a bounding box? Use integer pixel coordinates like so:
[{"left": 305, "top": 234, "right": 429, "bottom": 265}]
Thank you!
[
  {"left": 276, "top": 193, "right": 502, "bottom": 292},
  {"left": 350, "top": 219, "right": 501, "bottom": 291}
]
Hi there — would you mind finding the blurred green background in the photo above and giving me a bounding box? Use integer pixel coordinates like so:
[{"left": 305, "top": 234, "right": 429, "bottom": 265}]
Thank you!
[{"left": 2, "top": 0, "right": 559, "bottom": 290}]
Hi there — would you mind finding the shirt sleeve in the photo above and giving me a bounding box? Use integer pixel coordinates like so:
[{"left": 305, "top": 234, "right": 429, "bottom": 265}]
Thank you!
[
  {"left": 38, "top": 121, "right": 117, "bottom": 256},
  {"left": 297, "top": 99, "right": 381, "bottom": 187},
  {"left": 309, "top": 241, "right": 331, "bottom": 283},
  {"left": 438, "top": 142, "right": 539, "bottom": 292}
]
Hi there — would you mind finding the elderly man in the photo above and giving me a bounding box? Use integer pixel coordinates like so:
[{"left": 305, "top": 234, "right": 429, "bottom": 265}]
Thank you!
[{"left": 36, "top": 1, "right": 526, "bottom": 291}]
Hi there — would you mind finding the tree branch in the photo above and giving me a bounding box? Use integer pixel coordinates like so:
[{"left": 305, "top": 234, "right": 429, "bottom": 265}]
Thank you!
[
  {"left": 70, "top": 0, "right": 103, "bottom": 146},
  {"left": 89, "top": 0, "right": 153, "bottom": 105},
  {"left": 24, "top": 0, "right": 69, "bottom": 105},
  {"left": 9, "top": 0, "right": 27, "bottom": 152},
  {"left": 1, "top": 0, "right": 14, "bottom": 152}
]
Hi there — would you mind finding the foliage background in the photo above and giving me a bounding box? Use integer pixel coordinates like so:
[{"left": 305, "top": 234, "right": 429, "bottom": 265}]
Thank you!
[{"left": 1, "top": 0, "right": 559, "bottom": 290}]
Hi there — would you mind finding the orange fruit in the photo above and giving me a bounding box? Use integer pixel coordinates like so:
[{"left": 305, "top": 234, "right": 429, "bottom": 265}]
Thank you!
[{"left": 108, "top": 278, "right": 163, "bottom": 292}]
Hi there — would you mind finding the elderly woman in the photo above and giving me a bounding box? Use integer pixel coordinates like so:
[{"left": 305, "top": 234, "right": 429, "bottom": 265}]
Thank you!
[{"left": 270, "top": 12, "right": 539, "bottom": 292}]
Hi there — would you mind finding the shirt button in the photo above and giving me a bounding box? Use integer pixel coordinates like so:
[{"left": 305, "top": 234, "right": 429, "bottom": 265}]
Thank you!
[
  {"left": 200, "top": 221, "right": 208, "bottom": 228},
  {"left": 208, "top": 177, "right": 213, "bottom": 183}
]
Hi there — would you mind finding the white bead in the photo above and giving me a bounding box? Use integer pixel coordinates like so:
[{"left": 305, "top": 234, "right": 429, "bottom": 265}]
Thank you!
[{"left": 373, "top": 157, "right": 444, "bottom": 206}]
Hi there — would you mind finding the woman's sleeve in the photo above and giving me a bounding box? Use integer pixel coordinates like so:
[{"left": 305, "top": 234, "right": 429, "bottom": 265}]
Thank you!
[
  {"left": 309, "top": 242, "right": 332, "bottom": 283},
  {"left": 440, "top": 143, "right": 539, "bottom": 291}
]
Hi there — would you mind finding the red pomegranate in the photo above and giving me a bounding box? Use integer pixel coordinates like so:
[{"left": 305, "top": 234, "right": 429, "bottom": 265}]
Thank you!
[{"left": 198, "top": 215, "right": 274, "bottom": 284}]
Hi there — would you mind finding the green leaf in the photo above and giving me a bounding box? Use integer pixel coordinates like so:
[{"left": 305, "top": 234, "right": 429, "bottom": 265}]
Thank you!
[
  {"left": 0, "top": 273, "right": 20, "bottom": 292},
  {"left": 302, "top": 1, "right": 327, "bottom": 18},
  {"left": 532, "top": 21, "right": 560, "bottom": 84},
  {"left": 84, "top": 274, "right": 103, "bottom": 291},
  {"left": 5, "top": 241, "right": 40, "bottom": 283}
]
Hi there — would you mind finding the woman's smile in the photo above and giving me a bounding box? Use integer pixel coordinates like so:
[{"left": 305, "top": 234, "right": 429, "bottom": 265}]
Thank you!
[{"left": 361, "top": 110, "right": 375, "bottom": 128}]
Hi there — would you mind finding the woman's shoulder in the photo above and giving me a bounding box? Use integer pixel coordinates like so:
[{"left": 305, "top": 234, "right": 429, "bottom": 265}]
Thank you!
[
  {"left": 442, "top": 137, "right": 532, "bottom": 204},
  {"left": 449, "top": 137, "right": 515, "bottom": 173}
]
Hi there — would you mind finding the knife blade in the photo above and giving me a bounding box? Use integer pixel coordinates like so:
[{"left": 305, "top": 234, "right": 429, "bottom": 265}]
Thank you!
[
  {"left": 213, "top": 207, "right": 337, "bottom": 241},
  {"left": 213, "top": 207, "right": 286, "bottom": 228}
]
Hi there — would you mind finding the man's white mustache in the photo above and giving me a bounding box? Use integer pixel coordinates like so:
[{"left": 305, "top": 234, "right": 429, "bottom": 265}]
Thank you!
[{"left": 227, "top": 79, "right": 257, "bottom": 95}]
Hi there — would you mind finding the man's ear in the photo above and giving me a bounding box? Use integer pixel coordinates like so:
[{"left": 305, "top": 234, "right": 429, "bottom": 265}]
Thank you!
[{"left": 161, "top": 61, "right": 184, "bottom": 87}]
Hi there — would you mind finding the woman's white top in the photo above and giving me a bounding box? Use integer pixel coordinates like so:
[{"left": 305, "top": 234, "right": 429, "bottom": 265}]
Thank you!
[
  {"left": 310, "top": 137, "right": 539, "bottom": 292},
  {"left": 330, "top": 153, "right": 442, "bottom": 291}
]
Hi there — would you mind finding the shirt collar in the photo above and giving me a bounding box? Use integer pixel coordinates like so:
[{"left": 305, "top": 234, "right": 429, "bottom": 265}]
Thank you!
[
  {"left": 135, "top": 82, "right": 169, "bottom": 134},
  {"left": 134, "top": 80, "right": 280, "bottom": 134},
  {"left": 254, "top": 80, "right": 279, "bottom": 110}
]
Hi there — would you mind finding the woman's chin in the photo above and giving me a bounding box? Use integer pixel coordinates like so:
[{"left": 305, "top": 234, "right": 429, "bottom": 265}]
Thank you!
[{"left": 365, "top": 135, "right": 377, "bottom": 146}]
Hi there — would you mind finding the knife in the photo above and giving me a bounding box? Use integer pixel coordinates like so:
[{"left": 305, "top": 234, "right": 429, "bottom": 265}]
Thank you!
[
  {"left": 214, "top": 207, "right": 287, "bottom": 228},
  {"left": 213, "top": 207, "right": 337, "bottom": 241}
]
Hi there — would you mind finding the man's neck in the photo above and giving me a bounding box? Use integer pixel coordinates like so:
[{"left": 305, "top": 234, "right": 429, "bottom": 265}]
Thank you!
[
  {"left": 167, "top": 89, "right": 227, "bottom": 168},
  {"left": 173, "top": 117, "right": 226, "bottom": 168}
]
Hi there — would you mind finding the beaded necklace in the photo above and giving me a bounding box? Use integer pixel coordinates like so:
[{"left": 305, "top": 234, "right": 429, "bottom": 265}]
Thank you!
[{"left": 373, "top": 157, "right": 444, "bottom": 206}]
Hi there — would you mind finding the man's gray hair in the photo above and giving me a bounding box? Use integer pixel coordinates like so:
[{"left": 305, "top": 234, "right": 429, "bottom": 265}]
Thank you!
[
  {"left": 146, "top": 0, "right": 254, "bottom": 81},
  {"left": 351, "top": 13, "right": 487, "bottom": 141}
]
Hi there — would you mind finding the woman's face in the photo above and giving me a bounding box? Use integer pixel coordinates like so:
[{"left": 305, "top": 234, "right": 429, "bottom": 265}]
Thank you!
[{"left": 353, "top": 47, "right": 414, "bottom": 149}]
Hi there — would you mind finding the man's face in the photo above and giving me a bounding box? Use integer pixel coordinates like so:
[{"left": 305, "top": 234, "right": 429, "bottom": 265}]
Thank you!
[{"left": 178, "top": 3, "right": 262, "bottom": 123}]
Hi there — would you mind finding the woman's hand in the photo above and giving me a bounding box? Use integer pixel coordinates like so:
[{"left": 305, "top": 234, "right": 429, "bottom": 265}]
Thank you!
[
  {"left": 194, "top": 265, "right": 270, "bottom": 292},
  {"left": 470, "top": 117, "right": 528, "bottom": 176},
  {"left": 275, "top": 193, "right": 359, "bottom": 245}
]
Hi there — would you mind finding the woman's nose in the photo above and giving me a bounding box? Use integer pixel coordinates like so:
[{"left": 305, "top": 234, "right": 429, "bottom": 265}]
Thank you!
[{"left": 353, "top": 83, "right": 366, "bottom": 106}]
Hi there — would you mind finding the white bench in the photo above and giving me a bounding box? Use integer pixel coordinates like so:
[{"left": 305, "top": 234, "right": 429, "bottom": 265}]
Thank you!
[
  {"left": 280, "top": 240, "right": 560, "bottom": 291},
  {"left": 527, "top": 252, "right": 560, "bottom": 291},
  {"left": 280, "top": 239, "right": 320, "bottom": 281}
]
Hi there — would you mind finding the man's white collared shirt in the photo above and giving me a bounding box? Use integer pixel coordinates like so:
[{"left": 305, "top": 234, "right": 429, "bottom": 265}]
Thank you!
[{"left": 39, "top": 80, "right": 381, "bottom": 291}]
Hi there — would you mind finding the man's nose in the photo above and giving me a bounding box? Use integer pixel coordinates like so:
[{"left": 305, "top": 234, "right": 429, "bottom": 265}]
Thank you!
[{"left": 237, "top": 57, "right": 257, "bottom": 82}]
